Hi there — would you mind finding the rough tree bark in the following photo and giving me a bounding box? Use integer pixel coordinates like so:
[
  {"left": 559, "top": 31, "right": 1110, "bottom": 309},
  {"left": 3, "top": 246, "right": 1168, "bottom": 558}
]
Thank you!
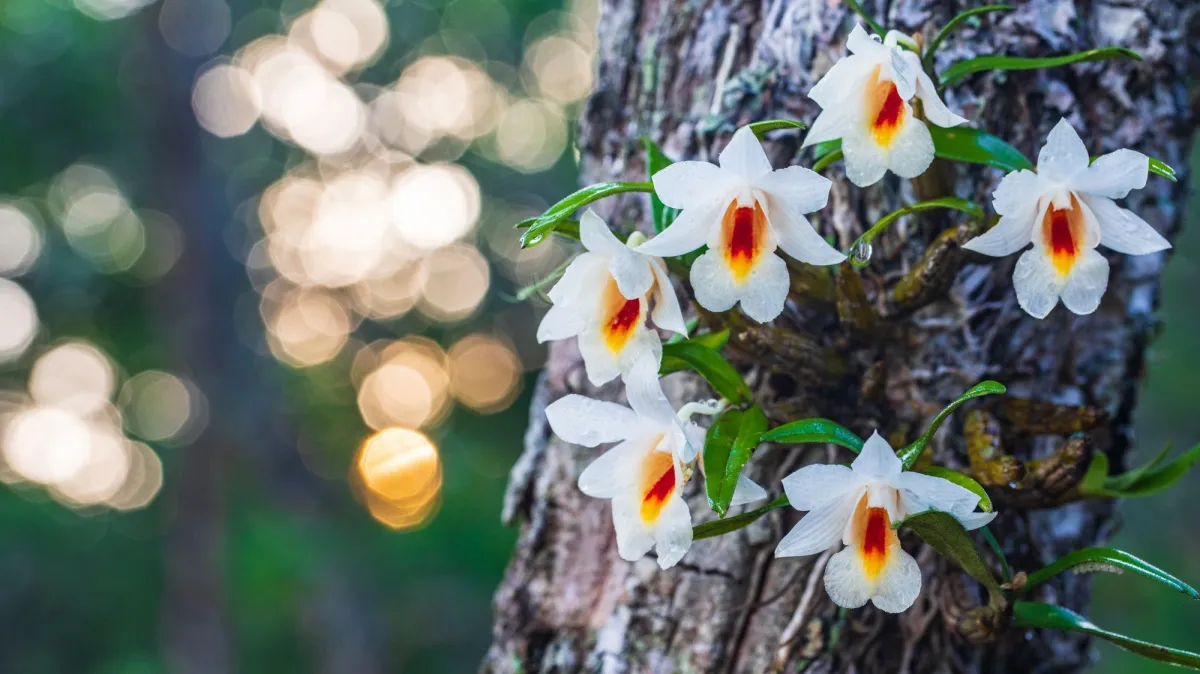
[{"left": 485, "top": 1, "right": 1197, "bottom": 672}]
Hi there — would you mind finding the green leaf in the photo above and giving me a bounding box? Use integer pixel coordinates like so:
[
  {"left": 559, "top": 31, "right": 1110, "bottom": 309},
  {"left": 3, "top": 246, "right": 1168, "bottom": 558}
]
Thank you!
[
  {"left": 901, "top": 510, "right": 1005, "bottom": 608},
  {"left": 1021, "top": 548, "right": 1199, "bottom": 600},
  {"left": 897, "top": 381, "right": 1007, "bottom": 469},
  {"left": 980, "top": 526, "right": 1012, "bottom": 582},
  {"left": 1112, "top": 443, "right": 1200, "bottom": 497},
  {"left": 1079, "top": 451, "right": 1109, "bottom": 495},
  {"left": 812, "top": 148, "right": 844, "bottom": 173},
  {"left": 519, "top": 182, "right": 654, "bottom": 248},
  {"left": 659, "top": 341, "right": 751, "bottom": 403},
  {"left": 759, "top": 419, "right": 865, "bottom": 453},
  {"left": 923, "top": 5, "right": 1015, "bottom": 69},
  {"left": 643, "top": 138, "right": 678, "bottom": 232},
  {"left": 847, "top": 197, "right": 983, "bottom": 268},
  {"left": 1012, "top": 602, "right": 1200, "bottom": 670},
  {"left": 1149, "top": 156, "right": 1178, "bottom": 183},
  {"left": 811, "top": 139, "right": 841, "bottom": 160},
  {"left": 1105, "top": 442, "right": 1172, "bottom": 492},
  {"left": 693, "top": 493, "right": 789, "bottom": 541},
  {"left": 1082, "top": 443, "right": 1200, "bottom": 498},
  {"left": 709, "top": 407, "right": 768, "bottom": 516},
  {"left": 939, "top": 47, "right": 1142, "bottom": 88},
  {"left": 748, "top": 119, "right": 807, "bottom": 139},
  {"left": 702, "top": 410, "right": 742, "bottom": 516},
  {"left": 918, "top": 466, "right": 993, "bottom": 512},
  {"left": 842, "top": 0, "right": 884, "bottom": 37},
  {"left": 928, "top": 125, "right": 1033, "bottom": 172}
]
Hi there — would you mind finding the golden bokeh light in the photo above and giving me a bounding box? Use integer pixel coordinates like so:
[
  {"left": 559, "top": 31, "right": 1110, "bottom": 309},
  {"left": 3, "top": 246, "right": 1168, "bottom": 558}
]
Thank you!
[
  {"left": 106, "top": 441, "right": 163, "bottom": 511},
  {"left": 291, "top": 0, "right": 389, "bottom": 75},
  {"left": 417, "top": 244, "right": 490, "bottom": 322},
  {"left": 192, "top": 63, "right": 262, "bottom": 138},
  {"left": 0, "top": 203, "right": 44, "bottom": 277},
  {"left": 265, "top": 285, "right": 354, "bottom": 367},
  {"left": 355, "top": 427, "right": 443, "bottom": 530},
  {"left": 448, "top": 334, "right": 522, "bottom": 413},
  {"left": 524, "top": 36, "right": 594, "bottom": 104},
  {"left": 29, "top": 342, "right": 116, "bottom": 417},
  {"left": 356, "top": 338, "right": 450, "bottom": 430},
  {"left": 0, "top": 279, "right": 39, "bottom": 363},
  {"left": 390, "top": 163, "right": 481, "bottom": 250},
  {"left": 120, "top": 370, "right": 205, "bottom": 442},
  {"left": 494, "top": 98, "right": 567, "bottom": 173},
  {"left": 51, "top": 164, "right": 147, "bottom": 273},
  {"left": 52, "top": 428, "right": 131, "bottom": 506},
  {"left": 2, "top": 407, "right": 93, "bottom": 486},
  {"left": 385, "top": 56, "right": 506, "bottom": 153},
  {"left": 300, "top": 169, "right": 391, "bottom": 287}
]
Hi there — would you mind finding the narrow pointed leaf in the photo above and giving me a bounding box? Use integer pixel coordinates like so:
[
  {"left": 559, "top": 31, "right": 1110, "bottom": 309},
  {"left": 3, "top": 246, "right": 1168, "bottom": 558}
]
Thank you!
[
  {"left": 898, "top": 381, "right": 1007, "bottom": 469},
  {"left": 939, "top": 47, "right": 1142, "bottom": 88},
  {"left": 848, "top": 197, "right": 983, "bottom": 268},
  {"left": 1105, "top": 442, "right": 1172, "bottom": 491},
  {"left": 1012, "top": 602, "right": 1200, "bottom": 670},
  {"left": 711, "top": 406, "right": 768, "bottom": 516},
  {"left": 900, "top": 510, "right": 1005, "bottom": 608},
  {"left": 1149, "top": 156, "right": 1177, "bottom": 182},
  {"left": 518, "top": 182, "right": 655, "bottom": 248},
  {"left": 813, "top": 148, "right": 844, "bottom": 173},
  {"left": 923, "top": 5, "right": 1015, "bottom": 68},
  {"left": 659, "top": 341, "right": 751, "bottom": 403},
  {"left": 643, "top": 138, "right": 677, "bottom": 232},
  {"left": 1079, "top": 451, "right": 1109, "bottom": 495},
  {"left": 749, "top": 119, "right": 807, "bottom": 139},
  {"left": 703, "top": 410, "right": 741, "bottom": 516},
  {"left": 1021, "top": 548, "right": 1199, "bottom": 599},
  {"left": 694, "top": 493, "right": 789, "bottom": 540},
  {"left": 759, "top": 419, "right": 864, "bottom": 453},
  {"left": 1114, "top": 442, "right": 1200, "bottom": 497},
  {"left": 918, "top": 466, "right": 993, "bottom": 512},
  {"left": 929, "top": 125, "right": 1033, "bottom": 172}
]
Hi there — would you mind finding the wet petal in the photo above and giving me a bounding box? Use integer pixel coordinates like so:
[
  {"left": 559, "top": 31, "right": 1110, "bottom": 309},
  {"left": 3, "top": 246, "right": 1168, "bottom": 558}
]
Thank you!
[
  {"left": 851, "top": 431, "right": 902, "bottom": 479},
  {"left": 689, "top": 249, "right": 740, "bottom": 313},
  {"left": 635, "top": 199, "right": 721, "bottom": 258},
  {"left": 652, "top": 492, "right": 694, "bottom": 569},
  {"left": 737, "top": 252, "right": 790, "bottom": 323},
  {"left": 546, "top": 394, "right": 639, "bottom": 447},
  {"left": 1082, "top": 195, "right": 1171, "bottom": 255},
  {"left": 648, "top": 259, "right": 689, "bottom": 336},
  {"left": 1075, "top": 149, "right": 1148, "bottom": 200},
  {"left": 1012, "top": 248, "right": 1065, "bottom": 319},
  {"left": 776, "top": 490, "right": 860, "bottom": 558},
  {"left": 1061, "top": 248, "right": 1109, "bottom": 315},
  {"left": 1037, "top": 118, "right": 1090, "bottom": 184},
  {"left": 718, "top": 126, "right": 773, "bottom": 182},
  {"left": 652, "top": 160, "right": 734, "bottom": 210},
  {"left": 782, "top": 463, "right": 863, "bottom": 512},
  {"left": 579, "top": 209, "right": 625, "bottom": 255}
]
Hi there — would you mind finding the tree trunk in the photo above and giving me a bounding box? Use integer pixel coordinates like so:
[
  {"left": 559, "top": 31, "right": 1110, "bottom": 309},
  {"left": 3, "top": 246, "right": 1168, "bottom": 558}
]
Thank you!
[{"left": 485, "top": 1, "right": 1197, "bottom": 672}]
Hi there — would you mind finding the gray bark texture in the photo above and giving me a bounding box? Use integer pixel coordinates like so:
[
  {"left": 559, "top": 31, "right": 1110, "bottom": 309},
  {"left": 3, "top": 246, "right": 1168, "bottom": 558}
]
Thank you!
[{"left": 485, "top": 1, "right": 1198, "bottom": 672}]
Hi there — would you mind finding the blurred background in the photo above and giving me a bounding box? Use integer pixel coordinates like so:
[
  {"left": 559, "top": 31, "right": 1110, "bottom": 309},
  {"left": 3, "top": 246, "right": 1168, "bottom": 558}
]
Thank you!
[{"left": 0, "top": 0, "right": 1192, "bottom": 672}]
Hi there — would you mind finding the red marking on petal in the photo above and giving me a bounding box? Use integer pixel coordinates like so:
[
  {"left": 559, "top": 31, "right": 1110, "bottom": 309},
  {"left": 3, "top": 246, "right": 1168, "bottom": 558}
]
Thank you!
[
  {"left": 850, "top": 496, "right": 895, "bottom": 581},
  {"left": 1041, "top": 194, "right": 1085, "bottom": 276},
  {"left": 865, "top": 66, "right": 907, "bottom": 148},
  {"left": 640, "top": 450, "right": 676, "bottom": 523},
  {"left": 721, "top": 200, "right": 768, "bottom": 280},
  {"left": 599, "top": 278, "right": 644, "bottom": 353}
]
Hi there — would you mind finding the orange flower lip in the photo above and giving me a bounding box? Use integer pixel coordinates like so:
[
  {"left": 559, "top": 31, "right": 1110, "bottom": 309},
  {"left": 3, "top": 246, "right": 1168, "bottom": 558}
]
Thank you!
[
  {"left": 720, "top": 199, "right": 768, "bottom": 281},
  {"left": 640, "top": 448, "right": 675, "bottom": 523},
  {"left": 1041, "top": 194, "right": 1085, "bottom": 276},
  {"left": 865, "top": 66, "right": 907, "bottom": 148}
]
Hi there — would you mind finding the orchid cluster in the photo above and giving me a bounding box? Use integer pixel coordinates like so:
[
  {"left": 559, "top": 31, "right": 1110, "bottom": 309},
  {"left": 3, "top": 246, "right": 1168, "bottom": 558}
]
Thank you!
[{"left": 517, "top": 10, "right": 1199, "bottom": 667}]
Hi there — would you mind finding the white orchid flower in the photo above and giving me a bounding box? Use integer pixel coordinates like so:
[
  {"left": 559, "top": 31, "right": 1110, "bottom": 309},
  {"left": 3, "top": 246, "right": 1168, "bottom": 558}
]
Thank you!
[
  {"left": 536, "top": 210, "right": 688, "bottom": 386},
  {"left": 634, "top": 126, "right": 843, "bottom": 324},
  {"left": 802, "top": 25, "right": 968, "bottom": 187},
  {"left": 775, "top": 432, "right": 995, "bottom": 613},
  {"left": 963, "top": 118, "right": 1171, "bottom": 319},
  {"left": 546, "top": 359, "right": 765, "bottom": 569}
]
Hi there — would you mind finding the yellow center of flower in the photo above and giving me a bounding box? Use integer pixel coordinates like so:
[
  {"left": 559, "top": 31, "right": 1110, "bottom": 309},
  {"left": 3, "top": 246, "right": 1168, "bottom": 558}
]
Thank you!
[
  {"left": 1042, "top": 194, "right": 1086, "bottom": 277},
  {"left": 720, "top": 199, "right": 768, "bottom": 281},
  {"left": 640, "top": 446, "right": 675, "bottom": 523},
  {"left": 865, "top": 66, "right": 907, "bottom": 148}
]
